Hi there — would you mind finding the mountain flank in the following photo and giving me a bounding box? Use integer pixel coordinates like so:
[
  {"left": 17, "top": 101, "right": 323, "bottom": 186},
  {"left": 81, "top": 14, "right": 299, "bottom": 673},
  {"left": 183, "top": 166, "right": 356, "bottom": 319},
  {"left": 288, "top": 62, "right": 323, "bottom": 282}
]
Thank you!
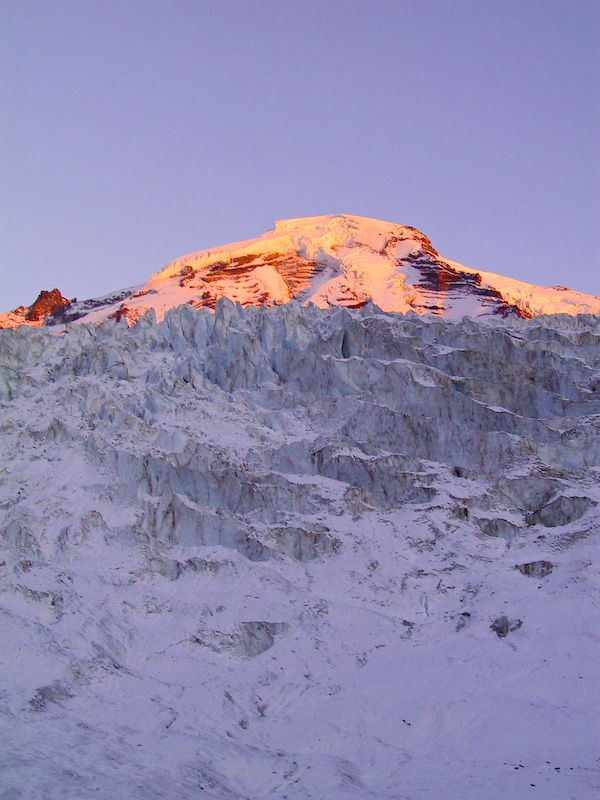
[{"left": 2, "top": 215, "right": 599, "bottom": 329}]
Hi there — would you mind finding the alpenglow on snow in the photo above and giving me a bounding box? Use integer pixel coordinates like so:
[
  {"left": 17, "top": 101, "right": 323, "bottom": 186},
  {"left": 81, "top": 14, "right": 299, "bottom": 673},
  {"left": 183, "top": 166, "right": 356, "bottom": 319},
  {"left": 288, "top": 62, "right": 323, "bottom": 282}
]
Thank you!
[
  {"left": 1, "top": 215, "right": 599, "bottom": 799},
  {"left": 2, "top": 215, "right": 599, "bottom": 329}
]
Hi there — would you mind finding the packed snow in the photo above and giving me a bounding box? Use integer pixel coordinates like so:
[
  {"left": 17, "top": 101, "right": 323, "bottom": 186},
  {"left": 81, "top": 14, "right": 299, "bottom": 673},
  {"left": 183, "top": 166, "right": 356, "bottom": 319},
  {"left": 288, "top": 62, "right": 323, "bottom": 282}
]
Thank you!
[
  {"left": 2, "top": 215, "right": 600, "bottom": 330},
  {"left": 1, "top": 300, "right": 599, "bottom": 798}
]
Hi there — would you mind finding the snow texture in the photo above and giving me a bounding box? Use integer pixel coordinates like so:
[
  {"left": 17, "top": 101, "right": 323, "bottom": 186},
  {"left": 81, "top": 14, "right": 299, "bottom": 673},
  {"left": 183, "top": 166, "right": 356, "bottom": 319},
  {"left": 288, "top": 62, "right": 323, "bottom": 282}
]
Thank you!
[
  {"left": 1, "top": 300, "right": 599, "bottom": 799},
  {"left": 2, "top": 215, "right": 600, "bottom": 330}
]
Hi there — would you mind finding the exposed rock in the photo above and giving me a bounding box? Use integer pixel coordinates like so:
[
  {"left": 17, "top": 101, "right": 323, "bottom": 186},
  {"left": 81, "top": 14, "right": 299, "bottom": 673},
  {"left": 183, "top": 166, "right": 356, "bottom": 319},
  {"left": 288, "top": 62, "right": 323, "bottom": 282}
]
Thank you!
[
  {"left": 3, "top": 215, "right": 600, "bottom": 328},
  {"left": 25, "top": 288, "right": 69, "bottom": 322}
]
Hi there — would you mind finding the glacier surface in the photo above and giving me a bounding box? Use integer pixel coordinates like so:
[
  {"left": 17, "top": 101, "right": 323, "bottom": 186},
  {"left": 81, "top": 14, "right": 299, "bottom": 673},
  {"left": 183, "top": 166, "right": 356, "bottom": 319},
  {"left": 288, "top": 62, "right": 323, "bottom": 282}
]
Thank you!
[{"left": 1, "top": 301, "right": 599, "bottom": 798}]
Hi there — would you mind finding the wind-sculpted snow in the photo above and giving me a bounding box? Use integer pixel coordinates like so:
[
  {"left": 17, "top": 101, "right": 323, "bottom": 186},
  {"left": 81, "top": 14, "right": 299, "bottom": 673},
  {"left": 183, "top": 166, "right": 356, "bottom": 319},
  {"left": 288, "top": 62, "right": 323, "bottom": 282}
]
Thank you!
[{"left": 1, "top": 302, "right": 599, "bottom": 799}]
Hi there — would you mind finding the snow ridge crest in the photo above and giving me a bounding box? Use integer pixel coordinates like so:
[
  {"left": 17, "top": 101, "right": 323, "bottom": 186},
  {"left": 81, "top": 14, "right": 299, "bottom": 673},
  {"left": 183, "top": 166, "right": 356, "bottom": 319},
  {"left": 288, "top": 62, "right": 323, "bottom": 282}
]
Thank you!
[{"left": 2, "top": 214, "right": 599, "bottom": 329}]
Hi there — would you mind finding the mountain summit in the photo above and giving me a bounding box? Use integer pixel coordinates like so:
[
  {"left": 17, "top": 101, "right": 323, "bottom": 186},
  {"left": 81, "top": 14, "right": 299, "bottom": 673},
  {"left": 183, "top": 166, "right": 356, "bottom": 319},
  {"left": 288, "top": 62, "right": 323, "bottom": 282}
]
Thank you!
[
  {"left": 2, "top": 218, "right": 599, "bottom": 797},
  {"left": 3, "top": 215, "right": 599, "bottom": 328}
]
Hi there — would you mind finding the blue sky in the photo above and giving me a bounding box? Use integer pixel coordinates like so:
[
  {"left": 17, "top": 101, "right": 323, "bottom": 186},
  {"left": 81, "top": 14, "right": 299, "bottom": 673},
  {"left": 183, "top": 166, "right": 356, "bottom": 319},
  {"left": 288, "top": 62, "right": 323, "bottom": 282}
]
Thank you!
[{"left": 2, "top": 0, "right": 599, "bottom": 310}]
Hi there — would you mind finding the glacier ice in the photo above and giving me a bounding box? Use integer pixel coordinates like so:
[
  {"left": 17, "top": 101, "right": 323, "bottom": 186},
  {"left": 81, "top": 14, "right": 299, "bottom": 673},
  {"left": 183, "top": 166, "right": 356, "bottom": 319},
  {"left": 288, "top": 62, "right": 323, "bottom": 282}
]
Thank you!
[{"left": 0, "top": 301, "right": 599, "bottom": 799}]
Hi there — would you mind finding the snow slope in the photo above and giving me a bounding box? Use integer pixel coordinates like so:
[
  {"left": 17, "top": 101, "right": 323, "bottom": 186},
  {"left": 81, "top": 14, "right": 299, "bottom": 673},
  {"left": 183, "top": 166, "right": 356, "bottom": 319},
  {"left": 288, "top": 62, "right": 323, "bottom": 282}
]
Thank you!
[
  {"left": 2, "top": 215, "right": 600, "bottom": 329},
  {"left": 1, "top": 301, "right": 599, "bottom": 798}
]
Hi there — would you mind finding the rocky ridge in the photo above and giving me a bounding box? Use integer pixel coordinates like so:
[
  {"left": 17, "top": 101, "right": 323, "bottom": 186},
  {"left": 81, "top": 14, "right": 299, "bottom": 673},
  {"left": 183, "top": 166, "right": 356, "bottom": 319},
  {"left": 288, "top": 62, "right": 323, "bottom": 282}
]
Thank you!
[{"left": 2, "top": 215, "right": 599, "bottom": 329}]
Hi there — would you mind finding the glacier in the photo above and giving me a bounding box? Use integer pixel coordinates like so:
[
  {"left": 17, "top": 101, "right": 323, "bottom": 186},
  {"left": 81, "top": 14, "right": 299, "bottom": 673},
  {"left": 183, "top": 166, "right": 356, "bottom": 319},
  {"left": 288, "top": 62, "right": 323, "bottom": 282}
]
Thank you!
[{"left": 1, "top": 300, "right": 599, "bottom": 799}]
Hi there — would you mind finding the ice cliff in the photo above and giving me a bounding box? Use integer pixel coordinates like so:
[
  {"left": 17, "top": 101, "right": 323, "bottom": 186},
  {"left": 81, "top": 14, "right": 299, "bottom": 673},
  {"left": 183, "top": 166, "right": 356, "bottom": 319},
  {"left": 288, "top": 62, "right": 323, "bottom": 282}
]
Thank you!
[{"left": 1, "top": 301, "right": 599, "bottom": 798}]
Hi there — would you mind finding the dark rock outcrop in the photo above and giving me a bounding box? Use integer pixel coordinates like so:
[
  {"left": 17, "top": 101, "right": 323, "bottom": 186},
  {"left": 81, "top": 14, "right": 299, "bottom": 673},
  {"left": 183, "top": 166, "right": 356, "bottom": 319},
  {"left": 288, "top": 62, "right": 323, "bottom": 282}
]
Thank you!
[{"left": 25, "top": 289, "right": 69, "bottom": 322}]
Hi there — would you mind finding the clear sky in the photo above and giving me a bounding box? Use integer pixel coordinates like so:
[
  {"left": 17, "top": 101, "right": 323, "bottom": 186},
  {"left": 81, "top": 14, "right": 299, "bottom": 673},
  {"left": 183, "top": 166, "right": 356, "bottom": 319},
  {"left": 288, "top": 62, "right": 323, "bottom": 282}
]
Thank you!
[{"left": 1, "top": 0, "right": 599, "bottom": 311}]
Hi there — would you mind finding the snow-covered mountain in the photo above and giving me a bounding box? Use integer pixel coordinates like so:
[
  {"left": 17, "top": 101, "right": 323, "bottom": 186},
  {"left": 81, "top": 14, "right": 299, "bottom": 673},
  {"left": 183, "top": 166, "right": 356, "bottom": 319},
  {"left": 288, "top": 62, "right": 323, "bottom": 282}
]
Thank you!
[
  {"left": 1, "top": 296, "right": 599, "bottom": 798},
  {"left": 2, "top": 215, "right": 600, "bottom": 329}
]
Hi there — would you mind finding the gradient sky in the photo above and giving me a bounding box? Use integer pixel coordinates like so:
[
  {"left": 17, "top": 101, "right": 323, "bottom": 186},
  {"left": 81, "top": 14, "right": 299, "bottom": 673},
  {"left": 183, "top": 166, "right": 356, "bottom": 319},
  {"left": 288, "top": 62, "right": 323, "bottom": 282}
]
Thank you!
[{"left": 1, "top": 0, "right": 599, "bottom": 311}]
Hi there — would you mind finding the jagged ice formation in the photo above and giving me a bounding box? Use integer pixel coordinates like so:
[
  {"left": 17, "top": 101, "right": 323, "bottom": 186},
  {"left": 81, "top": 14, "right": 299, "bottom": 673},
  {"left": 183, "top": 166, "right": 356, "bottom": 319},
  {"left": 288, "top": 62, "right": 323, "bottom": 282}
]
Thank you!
[{"left": 1, "top": 301, "right": 599, "bottom": 799}]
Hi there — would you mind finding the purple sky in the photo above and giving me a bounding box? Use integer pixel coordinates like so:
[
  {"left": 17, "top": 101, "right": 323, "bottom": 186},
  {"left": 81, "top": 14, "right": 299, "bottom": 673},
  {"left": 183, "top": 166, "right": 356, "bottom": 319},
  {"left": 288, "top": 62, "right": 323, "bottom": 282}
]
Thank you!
[{"left": 2, "top": 1, "right": 599, "bottom": 311}]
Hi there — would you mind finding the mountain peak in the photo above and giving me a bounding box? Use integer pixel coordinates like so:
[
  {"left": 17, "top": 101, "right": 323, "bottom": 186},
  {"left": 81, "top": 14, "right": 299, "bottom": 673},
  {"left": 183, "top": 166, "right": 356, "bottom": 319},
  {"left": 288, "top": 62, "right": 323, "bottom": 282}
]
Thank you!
[{"left": 2, "top": 216, "right": 599, "bottom": 329}]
